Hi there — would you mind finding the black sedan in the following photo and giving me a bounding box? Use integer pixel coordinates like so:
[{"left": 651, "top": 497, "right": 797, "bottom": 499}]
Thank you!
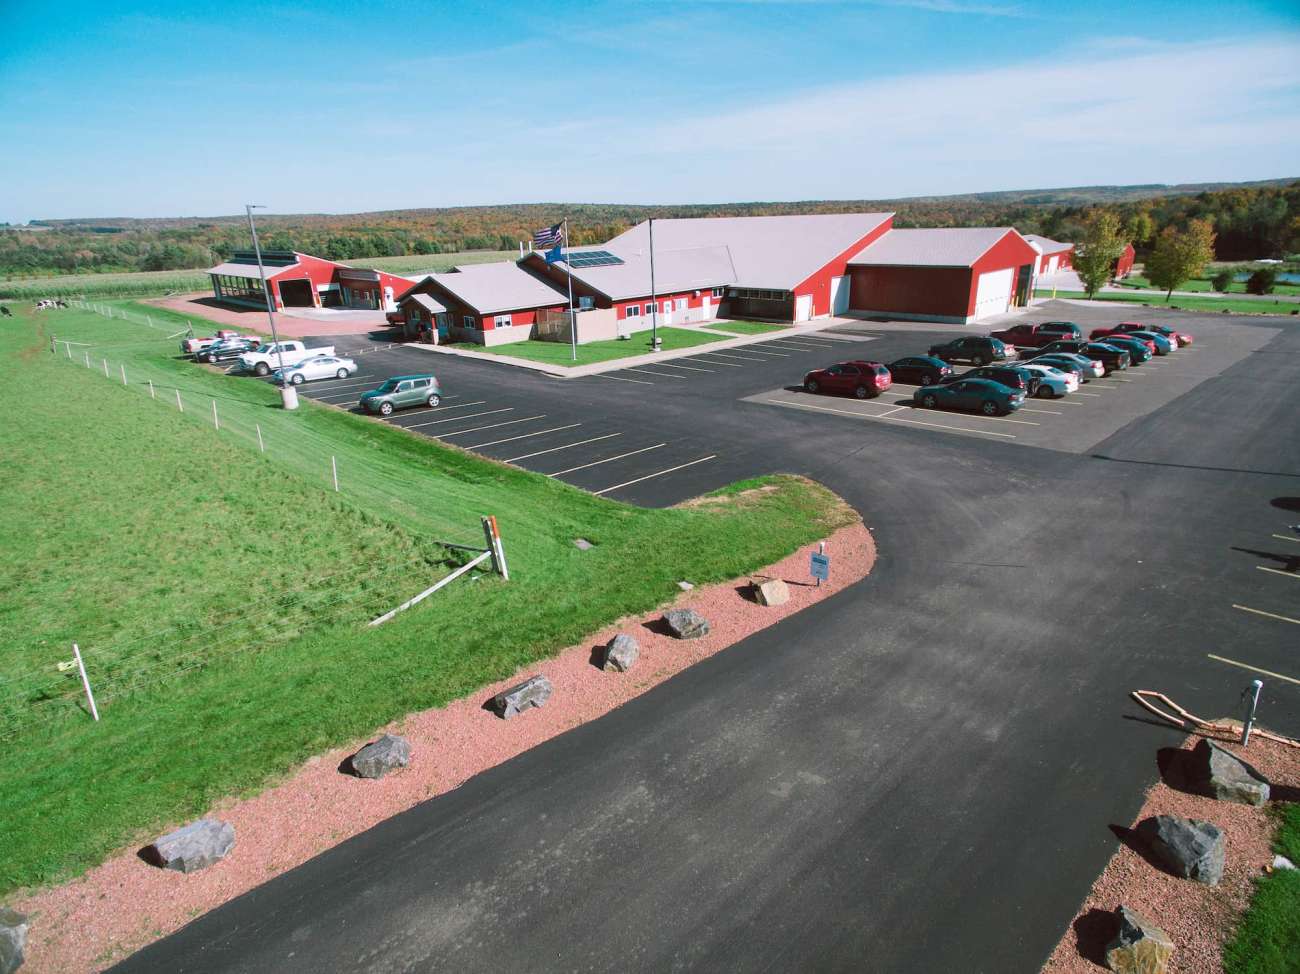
[
  {"left": 886, "top": 355, "right": 954, "bottom": 386},
  {"left": 1024, "top": 340, "right": 1130, "bottom": 374},
  {"left": 927, "top": 336, "right": 1013, "bottom": 366},
  {"left": 197, "top": 337, "right": 261, "bottom": 364}
]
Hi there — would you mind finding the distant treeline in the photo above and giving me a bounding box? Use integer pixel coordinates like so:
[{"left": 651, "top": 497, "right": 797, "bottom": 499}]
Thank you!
[{"left": 5, "top": 178, "right": 1298, "bottom": 278}]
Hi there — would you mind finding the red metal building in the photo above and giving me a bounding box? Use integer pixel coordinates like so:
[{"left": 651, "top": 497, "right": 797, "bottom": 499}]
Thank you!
[
  {"left": 1112, "top": 243, "right": 1136, "bottom": 279},
  {"left": 207, "top": 251, "right": 417, "bottom": 312},
  {"left": 1024, "top": 234, "right": 1074, "bottom": 275}
]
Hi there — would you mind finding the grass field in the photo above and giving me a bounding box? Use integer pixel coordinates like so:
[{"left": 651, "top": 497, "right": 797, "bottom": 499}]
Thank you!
[
  {"left": 1115, "top": 274, "right": 1300, "bottom": 297},
  {"left": 0, "top": 301, "right": 853, "bottom": 897},
  {"left": 1034, "top": 289, "right": 1300, "bottom": 315},
  {"left": 0, "top": 251, "right": 516, "bottom": 301},
  {"left": 449, "top": 326, "right": 731, "bottom": 365},
  {"left": 1223, "top": 802, "right": 1300, "bottom": 974},
  {"left": 706, "top": 320, "right": 791, "bottom": 336}
]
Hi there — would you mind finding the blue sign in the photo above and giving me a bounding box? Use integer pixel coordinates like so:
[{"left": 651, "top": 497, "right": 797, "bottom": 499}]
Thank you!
[{"left": 810, "top": 552, "right": 830, "bottom": 581}]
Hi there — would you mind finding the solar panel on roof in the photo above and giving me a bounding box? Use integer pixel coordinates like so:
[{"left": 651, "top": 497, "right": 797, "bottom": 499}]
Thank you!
[{"left": 565, "top": 250, "right": 625, "bottom": 268}]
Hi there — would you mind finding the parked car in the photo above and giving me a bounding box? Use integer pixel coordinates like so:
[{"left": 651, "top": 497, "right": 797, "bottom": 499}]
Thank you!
[
  {"left": 803, "top": 360, "right": 893, "bottom": 399},
  {"left": 1017, "top": 362, "right": 1079, "bottom": 398},
  {"left": 927, "top": 335, "right": 1015, "bottom": 365},
  {"left": 238, "top": 340, "right": 337, "bottom": 377},
  {"left": 274, "top": 354, "right": 359, "bottom": 385},
  {"left": 181, "top": 329, "right": 241, "bottom": 357},
  {"left": 886, "top": 355, "right": 954, "bottom": 386},
  {"left": 1092, "top": 322, "right": 1192, "bottom": 348},
  {"left": 913, "top": 377, "right": 1025, "bottom": 416},
  {"left": 197, "top": 336, "right": 261, "bottom": 364},
  {"left": 940, "top": 365, "right": 1040, "bottom": 397},
  {"left": 1033, "top": 353, "right": 1104, "bottom": 381},
  {"left": 1025, "top": 340, "right": 1130, "bottom": 374},
  {"left": 989, "top": 321, "right": 1083, "bottom": 348},
  {"left": 1093, "top": 327, "right": 1174, "bottom": 355},
  {"left": 360, "top": 374, "right": 442, "bottom": 415},
  {"left": 1092, "top": 334, "right": 1153, "bottom": 364}
]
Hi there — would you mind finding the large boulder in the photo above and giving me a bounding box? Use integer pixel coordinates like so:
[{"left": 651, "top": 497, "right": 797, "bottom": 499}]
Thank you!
[
  {"left": 351, "top": 734, "right": 411, "bottom": 779},
  {"left": 1187, "top": 739, "right": 1270, "bottom": 806},
  {"left": 1135, "top": 815, "right": 1225, "bottom": 885},
  {"left": 146, "top": 818, "right": 235, "bottom": 874},
  {"left": 603, "top": 634, "right": 640, "bottom": 673},
  {"left": 664, "top": 608, "right": 710, "bottom": 640},
  {"left": 753, "top": 578, "right": 790, "bottom": 607},
  {"left": 0, "top": 908, "right": 27, "bottom": 974},
  {"left": 493, "top": 676, "right": 552, "bottom": 719},
  {"left": 1105, "top": 905, "right": 1174, "bottom": 974}
]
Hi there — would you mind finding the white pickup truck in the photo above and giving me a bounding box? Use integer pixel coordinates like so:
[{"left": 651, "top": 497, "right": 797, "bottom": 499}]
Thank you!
[{"left": 237, "top": 340, "right": 336, "bottom": 376}]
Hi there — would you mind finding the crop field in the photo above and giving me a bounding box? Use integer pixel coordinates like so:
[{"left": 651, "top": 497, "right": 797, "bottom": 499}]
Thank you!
[{"left": 0, "top": 301, "right": 852, "bottom": 896}]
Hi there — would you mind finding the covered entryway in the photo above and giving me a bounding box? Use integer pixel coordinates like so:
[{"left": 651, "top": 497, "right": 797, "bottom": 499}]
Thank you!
[
  {"left": 278, "top": 279, "right": 315, "bottom": 308},
  {"left": 972, "top": 268, "right": 1013, "bottom": 320}
]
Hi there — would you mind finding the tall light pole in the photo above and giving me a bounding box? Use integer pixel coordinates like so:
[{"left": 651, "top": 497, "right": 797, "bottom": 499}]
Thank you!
[{"left": 245, "top": 204, "right": 297, "bottom": 410}]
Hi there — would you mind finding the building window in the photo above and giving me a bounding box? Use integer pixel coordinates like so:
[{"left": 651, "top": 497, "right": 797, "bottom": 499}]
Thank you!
[
  {"left": 463, "top": 315, "right": 476, "bottom": 330},
  {"left": 624, "top": 304, "right": 640, "bottom": 318},
  {"left": 711, "top": 287, "right": 724, "bottom": 298},
  {"left": 494, "top": 314, "right": 512, "bottom": 328}
]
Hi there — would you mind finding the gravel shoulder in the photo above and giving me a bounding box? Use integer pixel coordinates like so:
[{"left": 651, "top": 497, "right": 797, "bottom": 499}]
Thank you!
[{"left": 13, "top": 522, "right": 874, "bottom": 973}]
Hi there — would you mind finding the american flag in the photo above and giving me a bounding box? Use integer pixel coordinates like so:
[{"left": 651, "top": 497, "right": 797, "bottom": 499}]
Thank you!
[{"left": 533, "top": 222, "right": 564, "bottom": 249}]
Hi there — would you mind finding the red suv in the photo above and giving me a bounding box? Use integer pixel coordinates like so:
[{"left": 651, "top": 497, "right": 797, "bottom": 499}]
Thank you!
[{"left": 803, "top": 361, "right": 893, "bottom": 399}]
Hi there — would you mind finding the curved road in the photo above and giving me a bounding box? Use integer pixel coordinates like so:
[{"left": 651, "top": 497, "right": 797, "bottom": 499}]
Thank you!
[{"left": 115, "top": 306, "right": 1300, "bottom": 973}]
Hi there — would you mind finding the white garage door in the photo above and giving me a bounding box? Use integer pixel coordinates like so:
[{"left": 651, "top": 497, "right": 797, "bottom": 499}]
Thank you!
[
  {"left": 829, "top": 275, "right": 850, "bottom": 316},
  {"left": 1046, "top": 256, "right": 1059, "bottom": 275},
  {"left": 794, "top": 293, "right": 813, "bottom": 321},
  {"left": 972, "top": 268, "right": 1014, "bottom": 320}
]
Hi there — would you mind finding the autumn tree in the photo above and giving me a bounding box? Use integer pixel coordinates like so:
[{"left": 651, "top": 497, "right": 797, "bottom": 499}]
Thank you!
[
  {"left": 1125, "top": 211, "right": 1154, "bottom": 248},
  {"left": 1073, "top": 211, "right": 1128, "bottom": 298},
  {"left": 1145, "top": 219, "right": 1217, "bottom": 302}
]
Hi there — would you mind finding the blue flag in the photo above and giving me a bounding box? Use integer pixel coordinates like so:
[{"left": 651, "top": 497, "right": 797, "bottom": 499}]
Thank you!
[{"left": 545, "top": 244, "right": 563, "bottom": 265}]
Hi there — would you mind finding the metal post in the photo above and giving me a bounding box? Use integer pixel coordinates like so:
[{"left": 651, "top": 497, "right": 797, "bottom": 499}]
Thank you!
[
  {"left": 331, "top": 455, "right": 339, "bottom": 491},
  {"left": 481, "top": 515, "right": 509, "bottom": 580},
  {"left": 245, "top": 204, "right": 297, "bottom": 409},
  {"left": 649, "top": 217, "right": 659, "bottom": 351},
  {"left": 176, "top": 388, "right": 184, "bottom": 412},
  {"left": 256, "top": 423, "right": 264, "bottom": 453},
  {"left": 817, "top": 540, "right": 825, "bottom": 588},
  {"left": 563, "top": 218, "right": 578, "bottom": 363},
  {"left": 1241, "top": 679, "right": 1263, "bottom": 745},
  {"left": 72, "top": 643, "right": 100, "bottom": 722},
  {"left": 212, "top": 399, "right": 219, "bottom": 431}
]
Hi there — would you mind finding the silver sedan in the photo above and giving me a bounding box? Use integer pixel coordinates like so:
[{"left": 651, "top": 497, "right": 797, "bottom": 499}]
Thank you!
[{"left": 275, "top": 355, "right": 359, "bottom": 385}]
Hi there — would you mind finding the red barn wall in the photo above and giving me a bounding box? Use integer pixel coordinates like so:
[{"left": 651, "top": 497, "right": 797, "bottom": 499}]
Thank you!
[
  {"left": 793, "top": 216, "right": 894, "bottom": 316},
  {"left": 848, "top": 265, "right": 974, "bottom": 319},
  {"left": 967, "top": 231, "right": 1040, "bottom": 316}
]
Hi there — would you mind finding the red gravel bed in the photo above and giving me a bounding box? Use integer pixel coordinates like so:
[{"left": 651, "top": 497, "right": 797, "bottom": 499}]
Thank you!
[
  {"left": 145, "top": 294, "right": 379, "bottom": 338},
  {"left": 1043, "top": 734, "right": 1299, "bottom": 974},
  {"left": 11, "top": 522, "right": 874, "bottom": 973}
]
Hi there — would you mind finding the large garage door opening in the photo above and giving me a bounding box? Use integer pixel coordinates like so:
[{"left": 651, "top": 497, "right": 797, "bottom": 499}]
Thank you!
[{"left": 279, "top": 279, "right": 314, "bottom": 308}]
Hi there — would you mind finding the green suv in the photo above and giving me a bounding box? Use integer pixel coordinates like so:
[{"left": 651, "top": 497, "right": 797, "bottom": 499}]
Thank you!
[{"left": 360, "top": 374, "right": 442, "bottom": 416}]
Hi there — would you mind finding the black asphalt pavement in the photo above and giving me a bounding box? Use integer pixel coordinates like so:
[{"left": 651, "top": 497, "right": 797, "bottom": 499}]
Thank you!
[{"left": 117, "top": 303, "right": 1300, "bottom": 973}]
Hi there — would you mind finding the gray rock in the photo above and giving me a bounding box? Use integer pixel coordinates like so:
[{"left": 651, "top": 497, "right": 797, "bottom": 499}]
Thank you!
[
  {"left": 753, "top": 578, "right": 790, "bottom": 607},
  {"left": 573, "top": 538, "right": 593, "bottom": 551},
  {"left": 603, "top": 634, "right": 640, "bottom": 672},
  {"left": 147, "top": 818, "right": 235, "bottom": 874},
  {"left": 1272, "top": 854, "right": 1295, "bottom": 871},
  {"left": 1187, "top": 739, "right": 1271, "bottom": 805},
  {"left": 664, "top": 608, "right": 710, "bottom": 640},
  {"left": 1105, "top": 905, "right": 1174, "bottom": 974},
  {"left": 493, "top": 676, "right": 552, "bottom": 718},
  {"left": 0, "top": 908, "right": 27, "bottom": 974},
  {"left": 1135, "top": 815, "right": 1225, "bottom": 885},
  {"left": 351, "top": 734, "right": 411, "bottom": 779},
  {"left": 677, "top": 580, "right": 694, "bottom": 592}
]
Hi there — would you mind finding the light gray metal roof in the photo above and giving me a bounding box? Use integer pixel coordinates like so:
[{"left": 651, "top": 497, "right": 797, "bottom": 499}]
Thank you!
[
  {"left": 1023, "top": 234, "right": 1073, "bottom": 254},
  {"left": 602, "top": 213, "right": 894, "bottom": 290},
  {"left": 207, "top": 260, "right": 298, "bottom": 279},
  {"left": 556, "top": 245, "right": 738, "bottom": 299},
  {"left": 403, "top": 293, "right": 446, "bottom": 313},
  {"left": 420, "top": 262, "right": 567, "bottom": 315},
  {"left": 848, "top": 227, "right": 1018, "bottom": 268}
]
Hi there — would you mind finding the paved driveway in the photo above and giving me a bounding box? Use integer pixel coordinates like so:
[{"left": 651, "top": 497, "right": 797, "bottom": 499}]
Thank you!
[{"left": 115, "top": 302, "right": 1300, "bottom": 973}]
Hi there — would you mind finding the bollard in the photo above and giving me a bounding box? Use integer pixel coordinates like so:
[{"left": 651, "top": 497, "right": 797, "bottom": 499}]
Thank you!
[{"left": 1241, "top": 679, "right": 1263, "bottom": 745}]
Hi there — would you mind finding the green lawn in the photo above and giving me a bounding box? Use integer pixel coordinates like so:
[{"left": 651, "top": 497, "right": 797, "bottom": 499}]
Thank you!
[
  {"left": 0, "top": 302, "right": 853, "bottom": 897},
  {"left": 1034, "top": 289, "right": 1300, "bottom": 316},
  {"left": 1115, "top": 274, "right": 1300, "bottom": 297},
  {"left": 706, "top": 320, "right": 791, "bottom": 336},
  {"left": 450, "top": 326, "right": 731, "bottom": 366},
  {"left": 1223, "top": 802, "right": 1300, "bottom": 974}
]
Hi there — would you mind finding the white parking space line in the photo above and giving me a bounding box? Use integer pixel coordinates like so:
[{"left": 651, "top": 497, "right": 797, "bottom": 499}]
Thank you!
[
  {"left": 686, "top": 356, "right": 745, "bottom": 368},
  {"left": 694, "top": 350, "right": 770, "bottom": 362},
  {"left": 593, "top": 455, "right": 718, "bottom": 496},
  {"left": 465, "top": 423, "right": 582, "bottom": 450},
  {"left": 769, "top": 339, "right": 838, "bottom": 351},
  {"left": 765, "top": 398, "right": 899, "bottom": 419},
  {"left": 1018, "top": 407, "right": 1062, "bottom": 415},
  {"left": 763, "top": 397, "right": 1017, "bottom": 439},
  {"left": 728, "top": 346, "right": 789, "bottom": 357},
  {"left": 441, "top": 414, "right": 547, "bottom": 437},
  {"left": 591, "top": 372, "right": 655, "bottom": 384},
  {"left": 876, "top": 405, "right": 908, "bottom": 418},
  {"left": 406, "top": 407, "right": 512, "bottom": 429},
  {"left": 1073, "top": 392, "right": 1102, "bottom": 397},
  {"left": 310, "top": 376, "right": 382, "bottom": 391},
  {"left": 385, "top": 396, "right": 468, "bottom": 418},
  {"left": 1256, "top": 566, "right": 1300, "bottom": 581},
  {"left": 506, "top": 432, "right": 622, "bottom": 463},
  {"left": 620, "top": 367, "right": 687, "bottom": 379},
  {"left": 1271, "top": 534, "right": 1300, "bottom": 544},
  {"left": 1206, "top": 654, "right": 1300, "bottom": 686},
  {"left": 1233, "top": 604, "right": 1300, "bottom": 625},
  {"left": 881, "top": 413, "right": 1018, "bottom": 439},
  {"left": 646, "top": 361, "right": 716, "bottom": 373},
  {"left": 550, "top": 443, "right": 667, "bottom": 476}
]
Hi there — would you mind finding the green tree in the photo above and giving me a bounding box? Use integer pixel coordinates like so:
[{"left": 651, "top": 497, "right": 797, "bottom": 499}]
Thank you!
[
  {"left": 1073, "top": 211, "right": 1128, "bottom": 298},
  {"left": 1125, "top": 211, "right": 1154, "bottom": 248},
  {"left": 1245, "top": 267, "right": 1277, "bottom": 295},
  {"left": 1210, "top": 267, "right": 1235, "bottom": 292},
  {"left": 1145, "top": 219, "right": 1216, "bottom": 302}
]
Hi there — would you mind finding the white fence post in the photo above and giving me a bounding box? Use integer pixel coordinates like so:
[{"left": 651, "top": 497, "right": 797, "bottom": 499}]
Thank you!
[
  {"left": 72, "top": 643, "right": 100, "bottom": 722},
  {"left": 256, "top": 423, "right": 265, "bottom": 453},
  {"left": 84, "top": 351, "right": 90, "bottom": 368},
  {"left": 102, "top": 358, "right": 109, "bottom": 378},
  {"left": 212, "top": 399, "right": 219, "bottom": 431},
  {"left": 481, "top": 515, "right": 510, "bottom": 580},
  {"left": 176, "top": 389, "right": 184, "bottom": 412},
  {"left": 120, "top": 363, "right": 128, "bottom": 386},
  {"left": 331, "top": 455, "right": 339, "bottom": 491},
  {"left": 149, "top": 379, "right": 155, "bottom": 399},
  {"left": 65, "top": 342, "right": 72, "bottom": 359}
]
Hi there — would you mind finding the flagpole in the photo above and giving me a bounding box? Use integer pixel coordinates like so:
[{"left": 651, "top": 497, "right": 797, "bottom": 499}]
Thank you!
[
  {"left": 649, "top": 218, "right": 658, "bottom": 351},
  {"left": 564, "top": 219, "right": 577, "bottom": 362}
]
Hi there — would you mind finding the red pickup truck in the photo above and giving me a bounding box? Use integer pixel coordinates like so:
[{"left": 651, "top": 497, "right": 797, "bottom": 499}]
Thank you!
[{"left": 989, "top": 321, "right": 1083, "bottom": 349}]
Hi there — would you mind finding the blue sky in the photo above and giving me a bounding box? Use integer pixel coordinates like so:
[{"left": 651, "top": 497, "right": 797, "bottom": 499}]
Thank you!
[{"left": 1, "top": 0, "right": 1298, "bottom": 221}]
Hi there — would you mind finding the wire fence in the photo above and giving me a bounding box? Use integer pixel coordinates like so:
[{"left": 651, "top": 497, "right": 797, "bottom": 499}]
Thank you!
[{"left": 9, "top": 301, "right": 512, "bottom": 739}]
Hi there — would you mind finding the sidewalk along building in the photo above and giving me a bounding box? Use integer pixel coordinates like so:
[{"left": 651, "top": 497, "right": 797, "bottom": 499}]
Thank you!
[
  {"left": 206, "top": 251, "right": 416, "bottom": 312},
  {"left": 1111, "top": 243, "right": 1136, "bottom": 280},
  {"left": 1023, "top": 234, "right": 1074, "bottom": 276},
  {"left": 845, "top": 227, "right": 1041, "bottom": 324}
]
